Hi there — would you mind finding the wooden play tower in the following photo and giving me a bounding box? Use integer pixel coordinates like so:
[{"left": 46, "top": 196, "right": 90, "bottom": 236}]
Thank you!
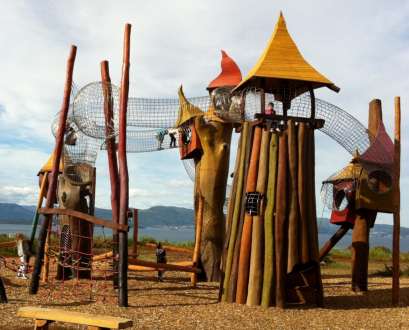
[{"left": 219, "top": 13, "right": 339, "bottom": 308}]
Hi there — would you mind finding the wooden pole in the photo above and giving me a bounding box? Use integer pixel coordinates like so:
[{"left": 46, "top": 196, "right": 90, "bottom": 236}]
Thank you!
[
  {"left": 0, "top": 277, "right": 7, "bottom": 303},
  {"left": 101, "top": 60, "right": 121, "bottom": 288},
  {"left": 41, "top": 219, "right": 52, "bottom": 283},
  {"left": 118, "top": 23, "right": 131, "bottom": 307},
  {"left": 287, "top": 120, "right": 299, "bottom": 273},
  {"left": 306, "top": 127, "right": 324, "bottom": 307},
  {"left": 351, "top": 99, "right": 382, "bottom": 292},
  {"left": 227, "top": 123, "right": 253, "bottom": 302},
  {"left": 319, "top": 224, "right": 351, "bottom": 261},
  {"left": 30, "top": 174, "right": 48, "bottom": 244},
  {"left": 261, "top": 133, "right": 278, "bottom": 307},
  {"left": 247, "top": 128, "right": 270, "bottom": 306},
  {"left": 222, "top": 122, "right": 249, "bottom": 301},
  {"left": 236, "top": 126, "right": 262, "bottom": 304},
  {"left": 275, "top": 131, "right": 288, "bottom": 308},
  {"left": 191, "top": 196, "right": 204, "bottom": 286},
  {"left": 219, "top": 132, "right": 243, "bottom": 301},
  {"left": 392, "top": 96, "right": 401, "bottom": 305},
  {"left": 29, "top": 45, "right": 77, "bottom": 295},
  {"left": 298, "top": 123, "right": 310, "bottom": 263},
  {"left": 132, "top": 209, "right": 138, "bottom": 256}
]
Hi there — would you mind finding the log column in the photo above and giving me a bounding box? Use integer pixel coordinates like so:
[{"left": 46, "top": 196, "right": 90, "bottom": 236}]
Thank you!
[{"left": 351, "top": 99, "right": 382, "bottom": 292}]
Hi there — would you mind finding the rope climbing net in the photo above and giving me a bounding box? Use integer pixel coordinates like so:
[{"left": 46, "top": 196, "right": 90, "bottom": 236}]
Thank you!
[{"left": 35, "top": 217, "right": 118, "bottom": 304}]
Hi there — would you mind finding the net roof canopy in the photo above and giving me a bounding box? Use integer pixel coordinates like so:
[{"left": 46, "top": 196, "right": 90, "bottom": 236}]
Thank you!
[{"left": 235, "top": 12, "right": 339, "bottom": 97}]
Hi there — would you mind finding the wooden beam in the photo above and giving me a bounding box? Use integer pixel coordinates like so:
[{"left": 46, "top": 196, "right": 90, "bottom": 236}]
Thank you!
[
  {"left": 17, "top": 307, "right": 133, "bottom": 329},
  {"left": 392, "top": 96, "right": 401, "bottom": 305},
  {"left": 254, "top": 114, "right": 325, "bottom": 129},
  {"left": 319, "top": 224, "right": 351, "bottom": 261},
  {"left": 128, "top": 258, "right": 201, "bottom": 274},
  {"left": 141, "top": 242, "right": 192, "bottom": 254},
  {"left": 38, "top": 208, "right": 128, "bottom": 231},
  {"left": 118, "top": 23, "right": 131, "bottom": 307},
  {"left": 30, "top": 45, "right": 77, "bottom": 295}
]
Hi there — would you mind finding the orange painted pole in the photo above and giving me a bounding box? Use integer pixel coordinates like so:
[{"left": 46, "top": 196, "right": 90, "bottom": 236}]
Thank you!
[
  {"left": 392, "top": 96, "right": 401, "bottom": 305},
  {"left": 236, "top": 126, "right": 262, "bottom": 304}
]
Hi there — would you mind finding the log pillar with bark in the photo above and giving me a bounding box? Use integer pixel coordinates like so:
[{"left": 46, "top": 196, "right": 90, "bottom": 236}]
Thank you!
[
  {"left": 177, "top": 87, "right": 233, "bottom": 282},
  {"left": 351, "top": 99, "right": 382, "bottom": 292}
]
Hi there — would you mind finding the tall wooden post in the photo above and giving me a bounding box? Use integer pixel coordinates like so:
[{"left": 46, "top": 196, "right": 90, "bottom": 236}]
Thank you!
[
  {"left": 236, "top": 126, "right": 262, "bottom": 304},
  {"left": 101, "top": 60, "right": 120, "bottom": 287},
  {"left": 30, "top": 174, "right": 48, "bottom": 244},
  {"left": 351, "top": 99, "right": 382, "bottom": 292},
  {"left": 30, "top": 45, "right": 77, "bottom": 295},
  {"left": 392, "top": 96, "right": 401, "bottom": 305},
  {"left": 191, "top": 196, "right": 204, "bottom": 286},
  {"left": 132, "top": 209, "right": 138, "bottom": 256},
  {"left": 118, "top": 23, "right": 131, "bottom": 307}
]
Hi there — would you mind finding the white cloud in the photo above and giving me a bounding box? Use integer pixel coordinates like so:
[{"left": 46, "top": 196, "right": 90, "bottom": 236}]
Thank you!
[{"left": 0, "top": 1, "right": 407, "bottom": 226}]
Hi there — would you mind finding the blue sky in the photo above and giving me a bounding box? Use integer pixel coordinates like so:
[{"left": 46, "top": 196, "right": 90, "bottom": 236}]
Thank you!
[{"left": 0, "top": 1, "right": 407, "bottom": 226}]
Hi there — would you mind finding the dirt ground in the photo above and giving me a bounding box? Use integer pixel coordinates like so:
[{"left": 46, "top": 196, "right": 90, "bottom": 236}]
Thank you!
[{"left": 1, "top": 251, "right": 408, "bottom": 329}]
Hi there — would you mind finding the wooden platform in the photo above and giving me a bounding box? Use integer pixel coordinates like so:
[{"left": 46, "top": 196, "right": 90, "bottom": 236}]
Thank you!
[{"left": 17, "top": 307, "right": 133, "bottom": 329}]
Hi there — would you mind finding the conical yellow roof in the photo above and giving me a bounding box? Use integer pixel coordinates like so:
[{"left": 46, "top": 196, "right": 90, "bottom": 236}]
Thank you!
[
  {"left": 38, "top": 151, "right": 64, "bottom": 175},
  {"left": 175, "top": 86, "right": 204, "bottom": 127},
  {"left": 235, "top": 12, "right": 339, "bottom": 96}
]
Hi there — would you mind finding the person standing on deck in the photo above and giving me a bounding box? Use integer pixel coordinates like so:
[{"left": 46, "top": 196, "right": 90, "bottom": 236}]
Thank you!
[
  {"left": 155, "top": 242, "right": 167, "bottom": 281},
  {"left": 156, "top": 129, "right": 168, "bottom": 150},
  {"left": 168, "top": 128, "right": 178, "bottom": 148}
]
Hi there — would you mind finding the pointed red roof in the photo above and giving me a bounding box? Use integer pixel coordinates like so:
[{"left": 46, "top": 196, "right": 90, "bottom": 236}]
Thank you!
[
  {"left": 359, "top": 122, "right": 394, "bottom": 168},
  {"left": 207, "top": 50, "right": 242, "bottom": 90}
]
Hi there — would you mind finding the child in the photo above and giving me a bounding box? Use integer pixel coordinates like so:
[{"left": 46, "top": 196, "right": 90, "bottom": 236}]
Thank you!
[
  {"left": 265, "top": 102, "right": 276, "bottom": 116},
  {"left": 168, "top": 128, "right": 178, "bottom": 148},
  {"left": 16, "top": 233, "right": 32, "bottom": 280},
  {"left": 155, "top": 242, "right": 167, "bottom": 282}
]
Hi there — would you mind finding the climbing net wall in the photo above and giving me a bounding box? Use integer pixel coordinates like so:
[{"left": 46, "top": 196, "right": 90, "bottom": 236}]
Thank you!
[{"left": 35, "top": 217, "right": 118, "bottom": 304}]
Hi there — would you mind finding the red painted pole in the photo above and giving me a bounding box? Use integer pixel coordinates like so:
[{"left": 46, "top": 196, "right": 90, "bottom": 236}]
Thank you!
[
  {"left": 101, "top": 60, "right": 120, "bottom": 287},
  {"left": 118, "top": 23, "right": 131, "bottom": 307},
  {"left": 30, "top": 45, "right": 77, "bottom": 294}
]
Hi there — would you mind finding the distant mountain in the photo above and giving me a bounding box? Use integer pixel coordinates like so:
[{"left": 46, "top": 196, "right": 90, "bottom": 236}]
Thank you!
[
  {"left": 0, "top": 203, "right": 34, "bottom": 224},
  {"left": 1, "top": 202, "right": 408, "bottom": 249},
  {"left": 0, "top": 202, "right": 194, "bottom": 228}
]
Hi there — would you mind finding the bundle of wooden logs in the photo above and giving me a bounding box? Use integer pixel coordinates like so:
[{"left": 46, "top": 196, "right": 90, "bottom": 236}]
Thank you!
[{"left": 220, "top": 120, "right": 322, "bottom": 308}]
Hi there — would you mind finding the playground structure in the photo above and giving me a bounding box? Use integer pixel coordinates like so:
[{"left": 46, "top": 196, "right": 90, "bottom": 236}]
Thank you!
[{"left": 0, "top": 12, "right": 399, "bottom": 310}]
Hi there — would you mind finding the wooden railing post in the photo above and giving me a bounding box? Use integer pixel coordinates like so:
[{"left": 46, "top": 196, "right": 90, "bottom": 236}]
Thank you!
[{"left": 392, "top": 96, "right": 401, "bottom": 305}]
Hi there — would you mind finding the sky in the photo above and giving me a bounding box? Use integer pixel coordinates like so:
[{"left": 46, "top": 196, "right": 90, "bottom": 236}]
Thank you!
[{"left": 0, "top": 1, "right": 407, "bottom": 226}]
